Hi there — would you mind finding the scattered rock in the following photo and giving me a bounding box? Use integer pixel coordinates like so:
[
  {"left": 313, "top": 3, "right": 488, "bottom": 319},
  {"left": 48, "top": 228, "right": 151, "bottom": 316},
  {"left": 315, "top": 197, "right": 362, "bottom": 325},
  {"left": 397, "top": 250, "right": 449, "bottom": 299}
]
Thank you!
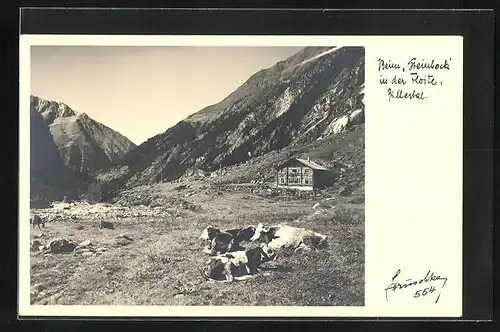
[
  {"left": 78, "top": 239, "right": 92, "bottom": 247},
  {"left": 30, "top": 240, "right": 43, "bottom": 250},
  {"left": 196, "top": 170, "right": 208, "bottom": 178},
  {"left": 348, "top": 196, "right": 364, "bottom": 204},
  {"left": 32, "top": 283, "right": 46, "bottom": 292},
  {"left": 95, "top": 247, "right": 107, "bottom": 252},
  {"left": 30, "top": 197, "right": 52, "bottom": 209},
  {"left": 174, "top": 184, "right": 189, "bottom": 191},
  {"left": 81, "top": 251, "right": 95, "bottom": 257},
  {"left": 76, "top": 248, "right": 93, "bottom": 253},
  {"left": 115, "top": 238, "right": 132, "bottom": 247},
  {"left": 47, "top": 238, "right": 77, "bottom": 254},
  {"left": 117, "top": 234, "right": 133, "bottom": 241},
  {"left": 312, "top": 203, "right": 320, "bottom": 210},
  {"left": 99, "top": 221, "right": 114, "bottom": 229},
  {"left": 33, "top": 233, "right": 48, "bottom": 239},
  {"left": 337, "top": 186, "right": 352, "bottom": 196}
]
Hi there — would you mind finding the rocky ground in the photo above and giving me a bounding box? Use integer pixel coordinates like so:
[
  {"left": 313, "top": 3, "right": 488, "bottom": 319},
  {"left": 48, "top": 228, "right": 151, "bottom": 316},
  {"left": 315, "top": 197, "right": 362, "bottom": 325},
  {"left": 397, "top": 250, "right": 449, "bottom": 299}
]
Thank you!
[{"left": 29, "top": 180, "right": 364, "bottom": 306}]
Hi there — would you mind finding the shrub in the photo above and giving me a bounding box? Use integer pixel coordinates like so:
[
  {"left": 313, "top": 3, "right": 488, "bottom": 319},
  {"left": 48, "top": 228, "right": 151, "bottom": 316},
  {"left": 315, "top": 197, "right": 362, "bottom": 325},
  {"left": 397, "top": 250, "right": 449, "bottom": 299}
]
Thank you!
[
  {"left": 87, "top": 181, "right": 114, "bottom": 203},
  {"left": 30, "top": 195, "right": 52, "bottom": 209}
]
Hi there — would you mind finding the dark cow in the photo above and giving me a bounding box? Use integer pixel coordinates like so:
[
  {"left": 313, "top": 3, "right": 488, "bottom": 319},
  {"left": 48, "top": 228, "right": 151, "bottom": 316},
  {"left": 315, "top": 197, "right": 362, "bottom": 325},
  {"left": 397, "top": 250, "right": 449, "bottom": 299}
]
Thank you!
[
  {"left": 225, "top": 225, "right": 256, "bottom": 243},
  {"left": 30, "top": 214, "right": 45, "bottom": 229},
  {"left": 200, "top": 225, "right": 256, "bottom": 256},
  {"left": 202, "top": 243, "right": 277, "bottom": 282},
  {"left": 200, "top": 226, "right": 235, "bottom": 256}
]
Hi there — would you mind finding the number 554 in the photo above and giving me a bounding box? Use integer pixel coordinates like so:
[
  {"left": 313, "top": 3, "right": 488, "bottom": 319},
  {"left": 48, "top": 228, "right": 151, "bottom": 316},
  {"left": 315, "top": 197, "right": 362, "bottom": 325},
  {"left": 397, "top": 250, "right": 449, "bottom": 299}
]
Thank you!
[{"left": 414, "top": 286, "right": 436, "bottom": 298}]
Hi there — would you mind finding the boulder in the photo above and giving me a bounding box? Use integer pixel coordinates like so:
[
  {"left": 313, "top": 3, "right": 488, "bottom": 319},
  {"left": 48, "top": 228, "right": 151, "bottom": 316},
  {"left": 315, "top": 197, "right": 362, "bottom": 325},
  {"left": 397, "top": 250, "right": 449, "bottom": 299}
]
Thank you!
[
  {"left": 117, "top": 234, "right": 134, "bottom": 241},
  {"left": 99, "top": 221, "right": 114, "bottom": 229},
  {"left": 174, "top": 184, "right": 189, "bottom": 191},
  {"left": 32, "top": 283, "right": 46, "bottom": 292},
  {"left": 338, "top": 186, "right": 351, "bottom": 196},
  {"left": 47, "top": 238, "right": 77, "bottom": 254},
  {"left": 78, "top": 239, "right": 92, "bottom": 247},
  {"left": 30, "top": 240, "right": 43, "bottom": 251}
]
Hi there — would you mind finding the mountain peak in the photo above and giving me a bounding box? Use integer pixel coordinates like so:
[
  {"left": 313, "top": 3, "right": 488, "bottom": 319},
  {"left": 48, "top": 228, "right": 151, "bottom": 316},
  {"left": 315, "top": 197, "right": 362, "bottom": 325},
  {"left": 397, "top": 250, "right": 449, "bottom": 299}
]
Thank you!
[
  {"left": 31, "top": 95, "right": 79, "bottom": 123},
  {"left": 30, "top": 96, "right": 137, "bottom": 173}
]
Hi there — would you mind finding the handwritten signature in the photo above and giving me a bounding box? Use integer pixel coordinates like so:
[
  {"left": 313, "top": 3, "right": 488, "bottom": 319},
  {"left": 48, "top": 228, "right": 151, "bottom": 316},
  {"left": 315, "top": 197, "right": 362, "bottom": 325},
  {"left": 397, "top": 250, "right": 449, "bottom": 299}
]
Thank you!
[{"left": 384, "top": 269, "right": 448, "bottom": 303}]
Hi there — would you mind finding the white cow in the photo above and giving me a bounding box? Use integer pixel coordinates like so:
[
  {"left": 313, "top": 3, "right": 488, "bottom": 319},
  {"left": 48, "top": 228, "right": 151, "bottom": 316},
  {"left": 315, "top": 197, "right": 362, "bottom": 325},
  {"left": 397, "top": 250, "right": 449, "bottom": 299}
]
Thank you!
[{"left": 250, "top": 223, "right": 328, "bottom": 252}]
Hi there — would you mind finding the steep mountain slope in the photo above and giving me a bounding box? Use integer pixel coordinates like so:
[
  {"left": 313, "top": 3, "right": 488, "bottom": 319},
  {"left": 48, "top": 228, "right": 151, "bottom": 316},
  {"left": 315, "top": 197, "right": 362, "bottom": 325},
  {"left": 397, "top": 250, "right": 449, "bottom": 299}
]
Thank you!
[
  {"left": 30, "top": 96, "right": 137, "bottom": 174},
  {"left": 116, "top": 46, "right": 365, "bottom": 188},
  {"left": 30, "top": 104, "right": 92, "bottom": 203}
]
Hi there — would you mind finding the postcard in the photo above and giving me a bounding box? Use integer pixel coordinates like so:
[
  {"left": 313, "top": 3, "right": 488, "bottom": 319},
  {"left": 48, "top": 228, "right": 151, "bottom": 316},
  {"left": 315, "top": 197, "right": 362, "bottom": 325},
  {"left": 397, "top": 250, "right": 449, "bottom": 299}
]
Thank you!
[{"left": 19, "top": 34, "right": 463, "bottom": 318}]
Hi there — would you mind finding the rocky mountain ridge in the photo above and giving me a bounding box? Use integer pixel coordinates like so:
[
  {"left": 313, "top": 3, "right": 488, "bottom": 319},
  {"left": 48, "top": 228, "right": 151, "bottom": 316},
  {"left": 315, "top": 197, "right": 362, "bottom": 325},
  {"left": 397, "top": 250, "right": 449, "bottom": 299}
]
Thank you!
[
  {"left": 30, "top": 95, "right": 137, "bottom": 174},
  {"left": 112, "top": 46, "right": 365, "bottom": 189}
]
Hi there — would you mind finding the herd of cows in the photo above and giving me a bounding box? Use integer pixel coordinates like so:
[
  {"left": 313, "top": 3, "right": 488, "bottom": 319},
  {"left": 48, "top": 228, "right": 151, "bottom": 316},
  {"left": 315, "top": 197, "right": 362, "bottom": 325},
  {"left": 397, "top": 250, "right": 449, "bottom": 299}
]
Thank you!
[
  {"left": 199, "top": 223, "right": 329, "bottom": 282},
  {"left": 31, "top": 212, "right": 329, "bottom": 284}
]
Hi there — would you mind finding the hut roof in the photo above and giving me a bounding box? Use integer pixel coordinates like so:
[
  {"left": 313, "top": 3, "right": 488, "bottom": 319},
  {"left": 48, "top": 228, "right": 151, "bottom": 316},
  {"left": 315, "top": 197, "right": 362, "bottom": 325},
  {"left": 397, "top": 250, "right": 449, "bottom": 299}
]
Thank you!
[
  {"left": 295, "top": 158, "right": 329, "bottom": 170},
  {"left": 276, "top": 158, "right": 329, "bottom": 170}
]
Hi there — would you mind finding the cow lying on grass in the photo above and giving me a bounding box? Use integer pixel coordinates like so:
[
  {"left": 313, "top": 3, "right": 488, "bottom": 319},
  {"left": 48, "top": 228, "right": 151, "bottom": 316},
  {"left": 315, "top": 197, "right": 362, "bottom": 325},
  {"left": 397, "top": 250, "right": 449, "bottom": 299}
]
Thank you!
[
  {"left": 250, "top": 223, "right": 328, "bottom": 252},
  {"left": 202, "top": 243, "right": 276, "bottom": 282},
  {"left": 200, "top": 225, "right": 256, "bottom": 256}
]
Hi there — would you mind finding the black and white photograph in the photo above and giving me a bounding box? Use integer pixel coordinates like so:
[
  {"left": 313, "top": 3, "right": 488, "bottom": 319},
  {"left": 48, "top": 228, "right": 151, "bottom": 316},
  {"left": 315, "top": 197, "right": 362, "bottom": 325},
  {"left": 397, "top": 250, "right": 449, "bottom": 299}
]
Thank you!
[
  {"left": 16, "top": 8, "right": 491, "bottom": 321},
  {"left": 27, "top": 44, "right": 366, "bottom": 307}
]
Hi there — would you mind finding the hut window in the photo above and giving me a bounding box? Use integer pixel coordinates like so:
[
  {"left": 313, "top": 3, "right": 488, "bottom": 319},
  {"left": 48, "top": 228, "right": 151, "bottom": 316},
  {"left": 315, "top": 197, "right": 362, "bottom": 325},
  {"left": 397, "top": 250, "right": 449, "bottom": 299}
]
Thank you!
[
  {"left": 303, "top": 168, "right": 310, "bottom": 175},
  {"left": 304, "top": 179, "right": 310, "bottom": 184}
]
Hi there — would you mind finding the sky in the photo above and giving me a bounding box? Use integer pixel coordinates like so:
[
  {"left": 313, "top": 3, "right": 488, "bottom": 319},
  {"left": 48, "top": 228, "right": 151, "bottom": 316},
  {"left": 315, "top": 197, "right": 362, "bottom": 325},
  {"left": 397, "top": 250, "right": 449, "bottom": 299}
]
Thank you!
[{"left": 30, "top": 46, "right": 303, "bottom": 145}]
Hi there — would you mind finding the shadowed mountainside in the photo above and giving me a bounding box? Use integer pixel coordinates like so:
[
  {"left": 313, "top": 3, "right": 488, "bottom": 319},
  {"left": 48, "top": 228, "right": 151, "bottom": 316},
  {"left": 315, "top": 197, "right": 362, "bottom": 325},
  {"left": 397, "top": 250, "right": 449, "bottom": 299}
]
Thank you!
[
  {"left": 31, "top": 96, "right": 137, "bottom": 174},
  {"left": 30, "top": 104, "right": 92, "bottom": 203}
]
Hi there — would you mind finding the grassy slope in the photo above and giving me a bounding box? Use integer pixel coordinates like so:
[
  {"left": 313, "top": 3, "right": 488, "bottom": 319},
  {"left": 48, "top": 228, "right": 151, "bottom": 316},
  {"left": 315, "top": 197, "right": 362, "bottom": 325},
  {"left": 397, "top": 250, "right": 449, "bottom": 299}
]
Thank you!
[
  {"left": 30, "top": 182, "right": 364, "bottom": 306},
  {"left": 205, "top": 124, "right": 365, "bottom": 198}
]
